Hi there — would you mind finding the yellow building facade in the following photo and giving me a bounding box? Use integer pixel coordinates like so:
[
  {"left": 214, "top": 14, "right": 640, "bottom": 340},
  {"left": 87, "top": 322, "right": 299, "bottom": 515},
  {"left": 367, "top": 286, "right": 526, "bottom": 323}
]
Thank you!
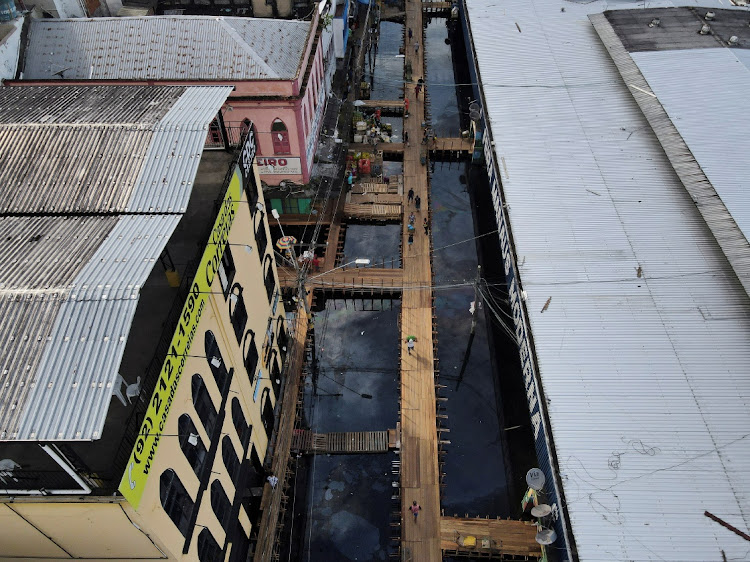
[{"left": 0, "top": 131, "right": 288, "bottom": 562}]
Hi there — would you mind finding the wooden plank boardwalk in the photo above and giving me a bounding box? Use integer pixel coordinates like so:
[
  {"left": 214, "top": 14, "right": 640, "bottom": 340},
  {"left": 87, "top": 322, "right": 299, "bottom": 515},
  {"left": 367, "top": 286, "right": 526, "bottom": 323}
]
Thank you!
[
  {"left": 400, "top": 0, "right": 442, "bottom": 559},
  {"left": 355, "top": 99, "right": 405, "bottom": 111},
  {"left": 440, "top": 516, "right": 543, "bottom": 559},
  {"left": 431, "top": 137, "right": 474, "bottom": 154},
  {"left": 344, "top": 202, "right": 402, "bottom": 221},
  {"left": 422, "top": 1, "right": 452, "bottom": 11},
  {"left": 252, "top": 296, "right": 312, "bottom": 561},
  {"left": 278, "top": 266, "right": 404, "bottom": 292},
  {"left": 291, "top": 429, "right": 395, "bottom": 454},
  {"left": 349, "top": 193, "right": 403, "bottom": 205}
]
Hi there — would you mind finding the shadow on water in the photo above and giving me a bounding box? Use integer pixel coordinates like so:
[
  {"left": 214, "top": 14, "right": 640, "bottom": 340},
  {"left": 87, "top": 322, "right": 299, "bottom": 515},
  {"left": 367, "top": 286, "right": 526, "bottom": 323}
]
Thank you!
[
  {"left": 366, "top": 21, "right": 405, "bottom": 101},
  {"left": 294, "top": 300, "right": 401, "bottom": 561},
  {"left": 425, "top": 18, "right": 518, "bottom": 517},
  {"left": 343, "top": 225, "right": 402, "bottom": 269}
]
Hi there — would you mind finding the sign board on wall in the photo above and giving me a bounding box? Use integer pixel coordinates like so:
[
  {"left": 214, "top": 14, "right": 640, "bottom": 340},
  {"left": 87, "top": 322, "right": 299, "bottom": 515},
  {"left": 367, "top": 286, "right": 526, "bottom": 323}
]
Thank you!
[
  {"left": 119, "top": 167, "right": 243, "bottom": 509},
  {"left": 256, "top": 157, "right": 302, "bottom": 176}
]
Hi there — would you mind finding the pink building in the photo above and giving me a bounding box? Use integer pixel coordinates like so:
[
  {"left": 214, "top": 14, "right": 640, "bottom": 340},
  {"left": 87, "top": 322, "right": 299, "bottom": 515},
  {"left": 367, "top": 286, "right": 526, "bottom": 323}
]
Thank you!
[{"left": 14, "top": 14, "right": 334, "bottom": 185}]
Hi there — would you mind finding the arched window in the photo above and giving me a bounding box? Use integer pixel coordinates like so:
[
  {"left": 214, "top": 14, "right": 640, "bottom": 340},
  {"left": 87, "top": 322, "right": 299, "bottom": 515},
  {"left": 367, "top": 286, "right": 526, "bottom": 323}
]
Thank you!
[
  {"left": 242, "top": 331, "right": 259, "bottom": 386},
  {"left": 276, "top": 316, "right": 288, "bottom": 365},
  {"left": 271, "top": 119, "right": 290, "bottom": 155},
  {"left": 254, "top": 211, "right": 267, "bottom": 260},
  {"left": 262, "top": 254, "right": 276, "bottom": 304},
  {"left": 210, "top": 480, "right": 232, "bottom": 531},
  {"left": 270, "top": 353, "right": 281, "bottom": 398},
  {"left": 197, "top": 528, "right": 222, "bottom": 562},
  {"left": 260, "top": 388, "right": 274, "bottom": 439},
  {"left": 160, "top": 469, "right": 194, "bottom": 537},
  {"left": 228, "top": 284, "right": 247, "bottom": 345},
  {"left": 205, "top": 331, "right": 230, "bottom": 394},
  {"left": 222, "top": 435, "right": 241, "bottom": 481},
  {"left": 192, "top": 374, "right": 217, "bottom": 436},
  {"left": 178, "top": 414, "right": 207, "bottom": 479},
  {"left": 217, "top": 244, "right": 235, "bottom": 297},
  {"left": 231, "top": 397, "right": 250, "bottom": 443}
]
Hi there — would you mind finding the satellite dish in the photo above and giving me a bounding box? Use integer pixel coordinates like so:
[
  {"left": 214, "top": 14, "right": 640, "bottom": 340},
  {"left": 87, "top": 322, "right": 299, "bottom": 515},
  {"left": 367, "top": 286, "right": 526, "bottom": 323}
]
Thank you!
[
  {"left": 531, "top": 504, "right": 552, "bottom": 518},
  {"left": 469, "top": 108, "right": 481, "bottom": 121},
  {"left": 535, "top": 529, "right": 557, "bottom": 545},
  {"left": 526, "top": 468, "right": 546, "bottom": 491}
]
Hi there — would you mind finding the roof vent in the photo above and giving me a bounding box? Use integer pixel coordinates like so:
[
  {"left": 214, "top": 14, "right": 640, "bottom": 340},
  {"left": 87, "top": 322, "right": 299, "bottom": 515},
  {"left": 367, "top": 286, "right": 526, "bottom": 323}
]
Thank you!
[
  {"left": 648, "top": 18, "right": 660, "bottom": 28},
  {"left": 728, "top": 35, "right": 739, "bottom": 45},
  {"left": 705, "top": 11, "right": 715, "bottom": 21},
  {"left": 699, "top": 24, "right": 711, "bottom": 35}
]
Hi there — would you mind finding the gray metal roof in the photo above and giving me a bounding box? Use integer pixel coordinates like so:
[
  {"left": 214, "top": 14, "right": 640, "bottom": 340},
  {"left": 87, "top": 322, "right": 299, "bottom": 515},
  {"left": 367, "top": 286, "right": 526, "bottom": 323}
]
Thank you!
[
  {"left": 0, "top": 214, "right": 181, "bottom": 441},
  {"left": 632, "top": 46, "right": 750, "bottom": 279},
  {"left": 0, "top": 85, "right": 230, "bottom": 442},
  {"left": 23, "top": 16, "right": 311, "bottom": 82},
  {"left": 466, "top": 0, "right": 750, "bottom": 559},
  {"left": 0, "top": 85, "right": 232, "bottom": 214}
]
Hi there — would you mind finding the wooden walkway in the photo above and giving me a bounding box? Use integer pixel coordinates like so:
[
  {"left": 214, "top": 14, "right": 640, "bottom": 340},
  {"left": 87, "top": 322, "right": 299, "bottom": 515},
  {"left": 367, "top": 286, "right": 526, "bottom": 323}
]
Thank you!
[
  {"left": 344, "top": 202, "right": 402, "bottom": 221},
  {"left": 355, "top": 99, "right": 404, "bottom": 111},
  {"left": 349, "top": 193, "right": 403, "bottom": 205},
  {"left": 400, "top": 0, "right": 442, "bottom": 559},
  {"left": 252, "top": 295, "right": 312, "bottom": 561},
  {"left": 440, "top": 516, "right": 543, "bottom": 559},
  {"left": 423, "top": 1, "right": 452, "bottom": 11},
  {"left": 291, "top": 429, "right": 397, "bottom": 454},
  {"left": 432, "top": 137, "right": 474, "bottom": 154},
  {"left": 278, "top": 266, "right": 404, "bottom": 293}
]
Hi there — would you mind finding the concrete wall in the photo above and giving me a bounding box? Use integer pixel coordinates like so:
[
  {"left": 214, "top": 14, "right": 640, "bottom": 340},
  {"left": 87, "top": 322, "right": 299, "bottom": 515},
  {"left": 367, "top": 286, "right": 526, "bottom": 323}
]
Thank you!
[{"left": 0, "top": 19, "right": 22, "bottom": 81}]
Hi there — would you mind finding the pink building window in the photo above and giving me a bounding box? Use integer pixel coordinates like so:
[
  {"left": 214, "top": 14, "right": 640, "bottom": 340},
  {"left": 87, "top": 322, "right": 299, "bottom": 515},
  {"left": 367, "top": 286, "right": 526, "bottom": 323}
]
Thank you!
[{"left": 271, "top": 119, "right": 291, "bottom": 155}]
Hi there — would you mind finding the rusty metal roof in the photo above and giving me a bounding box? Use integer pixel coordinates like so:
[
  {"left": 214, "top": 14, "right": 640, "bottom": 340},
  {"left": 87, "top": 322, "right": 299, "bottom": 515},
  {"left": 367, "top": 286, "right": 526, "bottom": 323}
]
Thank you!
[{"left": 23, "top": 16, "right": 311, "bottom": 81}]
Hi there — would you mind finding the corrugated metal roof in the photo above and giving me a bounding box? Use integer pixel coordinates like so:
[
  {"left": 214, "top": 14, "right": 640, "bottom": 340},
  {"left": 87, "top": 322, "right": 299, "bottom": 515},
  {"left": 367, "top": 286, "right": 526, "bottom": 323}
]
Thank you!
[
  {"left": 466, "top": 0, "right": 750, "bottom": 559},
  {"left": 0, "top": 214, "right": 181, "bottom": 441},
  {"left": 0, "top": 85, "right": 232, "bottom": 214},
  {"left": 23, "top": 16, "right": 311, "bottom": 81},
  {"left": 630, "top": 47, "right": 750, "bottom": 256},
  {"left": 0, "top": 85, "right": 231, "bottom": 442}
]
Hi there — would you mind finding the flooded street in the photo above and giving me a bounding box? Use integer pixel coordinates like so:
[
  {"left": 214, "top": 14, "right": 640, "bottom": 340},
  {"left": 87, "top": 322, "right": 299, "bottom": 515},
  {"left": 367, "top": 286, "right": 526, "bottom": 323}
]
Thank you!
[{"left": 285, "top": 8, "right": 531, "bottom": 560}]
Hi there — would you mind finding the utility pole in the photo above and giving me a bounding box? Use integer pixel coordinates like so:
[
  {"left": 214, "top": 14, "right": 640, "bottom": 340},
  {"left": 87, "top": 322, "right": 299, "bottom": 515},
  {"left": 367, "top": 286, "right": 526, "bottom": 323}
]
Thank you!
[{"left": 456, "top": 265, "right": 481, "bottom": 390}]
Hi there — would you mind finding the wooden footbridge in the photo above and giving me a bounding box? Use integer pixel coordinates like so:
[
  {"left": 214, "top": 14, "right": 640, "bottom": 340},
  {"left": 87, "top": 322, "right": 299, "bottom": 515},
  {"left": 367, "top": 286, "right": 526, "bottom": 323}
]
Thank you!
[
  {"left": 291, "top": 429, "right": 399, "bottom": 454},
  {"left": 440, "top": 516, "right": 543, "bottom": 559}
]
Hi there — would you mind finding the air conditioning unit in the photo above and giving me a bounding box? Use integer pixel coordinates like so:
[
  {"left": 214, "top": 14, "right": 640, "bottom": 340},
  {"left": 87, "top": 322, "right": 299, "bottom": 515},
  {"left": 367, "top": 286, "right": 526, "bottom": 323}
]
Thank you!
[
  {"left": 704, "top": 11, "right": 715, "bottom": 20},
  {"left": 699, "top": 24, "right": 711, "bottom": 35},
  {"left": 728, "top": 35, "right": 739, "bottom": 45}
]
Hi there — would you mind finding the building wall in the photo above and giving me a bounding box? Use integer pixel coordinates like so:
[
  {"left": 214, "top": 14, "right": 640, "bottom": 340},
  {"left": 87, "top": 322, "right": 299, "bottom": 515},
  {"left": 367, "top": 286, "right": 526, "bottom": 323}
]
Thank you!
[
  {"left": 0, "top": 138, "right": 289, "bottom": 562},
  {"left": 0, "top": 19, "right": 22, "bottom": 81},
  {"left": 0, "top": 500, "right": 171, "bottom": 560}
]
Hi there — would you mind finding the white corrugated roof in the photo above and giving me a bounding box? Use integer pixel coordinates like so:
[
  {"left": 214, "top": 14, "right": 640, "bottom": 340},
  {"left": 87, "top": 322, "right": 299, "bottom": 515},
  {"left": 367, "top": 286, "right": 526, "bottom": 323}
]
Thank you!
[
  {"left": 0, "top": 215, "right": 181, "bottom": 441},
  {"left": 23, "top": 16, "right": 311, "bottom": 81},
  {"left": 631, "top": 47, "right": 750, "bottom": 245},
  {"left": 0, "top": 85, "right": 231, "bottom": 442},
  {"left": 466, "top": 0, "right": 750, "bottom": 559}
]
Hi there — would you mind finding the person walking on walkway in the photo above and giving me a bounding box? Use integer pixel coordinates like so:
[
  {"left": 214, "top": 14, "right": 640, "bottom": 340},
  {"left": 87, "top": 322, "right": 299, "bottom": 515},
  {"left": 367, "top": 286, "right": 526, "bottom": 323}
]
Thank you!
[
  {"left": 408, "top": 27, "right": 412, "bottom": 42},
  {"left": 423, "top": 217, "right": 430, "bottom": 234},
  {"left": 409, "top": 211, "right": 416, "bottom": 224},
  {"left": 407, "top": 188, "right": 414, "bottom": 203},
  {"left": 403, "top": 130, "right": 409, "bottom": 146},
  {"left": 408, "top": 232, "right": 414, "bottom": 248},
  {"left": 406, "top": 335, "right": 417, "bottom": 354},
  {"left": 415, "top": 195, "right": 421, "bottom": 211},
  {"left": 414, "top": 41, "right": 419, "bottom": 55},
  {"left": 410, "top": 500, "right": 421, "bottom": 521}
]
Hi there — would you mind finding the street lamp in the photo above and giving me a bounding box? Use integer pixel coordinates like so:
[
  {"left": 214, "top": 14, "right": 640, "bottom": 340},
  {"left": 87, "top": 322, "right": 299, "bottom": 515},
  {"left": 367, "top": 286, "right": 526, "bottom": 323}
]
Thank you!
[
  {"left": 271, "top": 209, "right": 310, "bottom": 316},
  {"left": 309, "top": 258, "right": 371, "bottom": 280}
]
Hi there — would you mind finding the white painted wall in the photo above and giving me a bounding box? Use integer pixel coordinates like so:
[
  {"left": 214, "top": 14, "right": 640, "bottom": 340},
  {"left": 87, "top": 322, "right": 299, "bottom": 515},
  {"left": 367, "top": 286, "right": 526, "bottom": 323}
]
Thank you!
[{"left": 0, "top": 18, "right": 22, "bottom": 81}]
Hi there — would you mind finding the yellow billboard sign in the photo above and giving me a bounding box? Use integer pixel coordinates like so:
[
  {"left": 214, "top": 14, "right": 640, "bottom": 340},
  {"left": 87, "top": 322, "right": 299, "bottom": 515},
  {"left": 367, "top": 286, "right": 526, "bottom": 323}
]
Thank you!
[{"left": 119, "top": 168, "right": 243, "bottom": 509}]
